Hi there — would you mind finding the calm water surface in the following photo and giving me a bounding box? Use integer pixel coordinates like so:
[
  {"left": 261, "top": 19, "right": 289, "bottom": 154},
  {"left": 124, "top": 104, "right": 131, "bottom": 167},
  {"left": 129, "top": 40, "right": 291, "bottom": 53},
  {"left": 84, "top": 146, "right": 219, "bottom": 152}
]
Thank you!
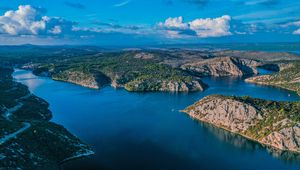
[{"left": 13, "top": 69, "right": 300, "bottom": 170}]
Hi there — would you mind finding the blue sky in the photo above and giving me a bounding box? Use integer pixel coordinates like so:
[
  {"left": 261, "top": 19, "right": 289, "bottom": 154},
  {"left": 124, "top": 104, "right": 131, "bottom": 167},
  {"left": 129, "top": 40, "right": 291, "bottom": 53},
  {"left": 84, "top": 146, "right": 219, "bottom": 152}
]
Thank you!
[{"left": 0, "top": 0, "right": 300, "bottom": 45}]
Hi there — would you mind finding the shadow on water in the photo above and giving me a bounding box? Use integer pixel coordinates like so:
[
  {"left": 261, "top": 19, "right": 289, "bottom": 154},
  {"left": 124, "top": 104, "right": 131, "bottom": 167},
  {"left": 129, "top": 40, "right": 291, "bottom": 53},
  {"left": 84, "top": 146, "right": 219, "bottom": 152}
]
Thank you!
[{"left": 191, "top": 118, "right": 300, "bottom": 164}]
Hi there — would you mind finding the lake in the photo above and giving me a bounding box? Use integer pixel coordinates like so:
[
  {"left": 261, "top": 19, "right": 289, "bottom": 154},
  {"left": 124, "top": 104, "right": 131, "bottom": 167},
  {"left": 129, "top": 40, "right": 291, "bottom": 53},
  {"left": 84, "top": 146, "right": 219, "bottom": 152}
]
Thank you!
[{"left": 13, "top": 69, "right": 300, "bottom": 170}]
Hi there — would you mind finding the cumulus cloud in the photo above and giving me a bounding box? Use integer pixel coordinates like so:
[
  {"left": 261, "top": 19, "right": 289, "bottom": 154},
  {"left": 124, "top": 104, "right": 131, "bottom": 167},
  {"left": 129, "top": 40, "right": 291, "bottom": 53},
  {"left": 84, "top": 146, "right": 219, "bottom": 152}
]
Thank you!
[
  {"left": 189, "top": 15, "right": 232, "bottom": 37},
  {"left": 0, "top": 5, "right": 75, "bottom": 36},
  {"left": 158, "top": 15, "right": 232, "bottom": 38},
  {"left": 158, "top": 16, "right": 188, "bottom": 29},
  {"left": 293, "top": 29, "right": 300, "bottom": 35}
]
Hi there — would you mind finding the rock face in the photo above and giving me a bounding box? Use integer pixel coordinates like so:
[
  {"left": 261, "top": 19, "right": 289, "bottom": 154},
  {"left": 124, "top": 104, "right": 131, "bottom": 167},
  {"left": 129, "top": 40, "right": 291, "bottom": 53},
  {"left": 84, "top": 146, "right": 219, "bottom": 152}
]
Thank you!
[
  {"left": 53, "top": 70, "right": 99, "bottom": 89},
  {"left": 183, "top": 95, "right": 300, "bottom": 153},
  {"left": 161, "top": 80, "right": 205, "bottom": 92},
  {"left": 124, "top": 79, "right": 205, "bottom": 92},
  {"left": 185, "top": 95, "right": 262, "bottom": 132},
  {"left": 134, "top": 52, "right": 155, "bottom": 59},
  {"left": 181, "top": 57, "right": 259, "bottom": 77},
  {"left": 261, "top": 124, "right": 300, "bottom": 151}
]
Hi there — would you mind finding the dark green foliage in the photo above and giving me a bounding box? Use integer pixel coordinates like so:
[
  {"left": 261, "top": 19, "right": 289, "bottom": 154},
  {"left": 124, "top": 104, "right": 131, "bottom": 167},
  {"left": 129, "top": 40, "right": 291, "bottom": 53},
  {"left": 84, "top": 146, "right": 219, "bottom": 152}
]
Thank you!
[
  {"left": 0, "top": 66, "right": 93, "bottom": 169},
  {"left": 253, "top": 62, "right": 300, "bottom": 95},
  {"left": 33, "top": 51, "right": 200, "bottom": 91}
]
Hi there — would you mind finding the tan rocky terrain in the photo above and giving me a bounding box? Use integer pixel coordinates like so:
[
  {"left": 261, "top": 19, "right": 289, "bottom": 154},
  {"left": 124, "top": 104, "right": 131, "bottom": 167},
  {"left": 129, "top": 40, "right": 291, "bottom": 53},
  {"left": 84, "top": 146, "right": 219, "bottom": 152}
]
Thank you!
[
  {"left": 181, "top": 56, "right": 259, "bottom": 77},
  {"left": 124, "top": 78, "right": 205, "bottom": 92},
  {"left": 183, "top": 95, "right": 300, "bottom": 153},
  {"left": 214, "top": 50, "right": 300, "bottom": 62}
]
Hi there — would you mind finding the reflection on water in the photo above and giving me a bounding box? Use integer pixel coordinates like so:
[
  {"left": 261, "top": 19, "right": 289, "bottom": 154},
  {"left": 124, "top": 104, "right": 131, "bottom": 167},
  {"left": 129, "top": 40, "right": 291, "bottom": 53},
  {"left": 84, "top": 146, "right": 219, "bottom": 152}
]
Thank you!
[
  {"left": 192, "top": 119, "right": 300, "bottom": 163},
  {"left": 13, "top": 69, "right": 300, "bottom": 170}
]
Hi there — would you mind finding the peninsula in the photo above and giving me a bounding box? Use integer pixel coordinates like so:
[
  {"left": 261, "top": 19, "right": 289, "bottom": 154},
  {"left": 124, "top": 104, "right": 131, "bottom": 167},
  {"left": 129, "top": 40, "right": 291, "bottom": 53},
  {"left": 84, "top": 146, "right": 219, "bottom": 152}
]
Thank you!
[{"left": 183, "top": 95, "right": 300, "bottom": 153}]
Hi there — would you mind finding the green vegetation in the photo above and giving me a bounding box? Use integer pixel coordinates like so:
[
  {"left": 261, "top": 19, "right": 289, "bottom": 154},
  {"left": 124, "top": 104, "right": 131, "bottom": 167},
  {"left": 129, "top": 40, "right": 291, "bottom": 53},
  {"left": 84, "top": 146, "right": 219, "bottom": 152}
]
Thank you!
[
  {"left": 184, "top": 94, "right": 300, "bottom": 153},
  {"left": 32, "top": 52, "right": 204, "bottom": 92},
  {"left": 233, "top": 96, "right": 300, "bottom": 140},
  {"left": 0, "top": 67, "right": 93, "bottom": 169},
  {"left": 247, "top": 62, "right": 300, "bottom": 95}
]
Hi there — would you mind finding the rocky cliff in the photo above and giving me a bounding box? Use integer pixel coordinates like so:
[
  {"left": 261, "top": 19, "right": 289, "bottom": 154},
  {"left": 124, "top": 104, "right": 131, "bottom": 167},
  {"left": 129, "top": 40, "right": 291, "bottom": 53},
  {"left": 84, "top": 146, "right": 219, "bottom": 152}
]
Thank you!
[
  {"left": 181, "top": 57, "right": 259, "bottom": 77},
  {"left": 30, "top": 53, "right": 208, "bottom": 92},
  {"left": 53, "top": 70, "right": 100, "bottom": 89},
  {"left": 183, "top": 95, "right": 300, "bottom": 153},
  {"left": 124, "top": 79, "right": 205, "bottom": 92}
]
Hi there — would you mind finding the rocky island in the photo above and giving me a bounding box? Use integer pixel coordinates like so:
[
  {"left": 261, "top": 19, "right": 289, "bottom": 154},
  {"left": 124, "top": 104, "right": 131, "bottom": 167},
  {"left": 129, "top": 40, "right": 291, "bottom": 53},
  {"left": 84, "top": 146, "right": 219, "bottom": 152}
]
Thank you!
[
  {"left": 0, "top": 67, "right": 94, "bottom": 169},
  {"left": 183, "top": 95, "right": 300, "bottom": 153}
]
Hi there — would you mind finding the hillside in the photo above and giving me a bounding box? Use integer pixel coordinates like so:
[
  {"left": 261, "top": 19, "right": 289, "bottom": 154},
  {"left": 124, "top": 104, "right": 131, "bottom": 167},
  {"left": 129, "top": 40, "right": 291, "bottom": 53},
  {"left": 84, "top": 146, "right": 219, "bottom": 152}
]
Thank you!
[
  {"left": 31, "top": 52, "right": 207, "bottom": 92},
  {"left": 0, "top": 67, "right": 93, "bottom": 169},
  {"left": 181, "top": 56, "right": 259, "bottom": 77},
  {"left": 183, "top": 95, "right": 300, "bottom": 153},
  {"left": 246, "top": 62, "right": 300, "bottom": 95}
]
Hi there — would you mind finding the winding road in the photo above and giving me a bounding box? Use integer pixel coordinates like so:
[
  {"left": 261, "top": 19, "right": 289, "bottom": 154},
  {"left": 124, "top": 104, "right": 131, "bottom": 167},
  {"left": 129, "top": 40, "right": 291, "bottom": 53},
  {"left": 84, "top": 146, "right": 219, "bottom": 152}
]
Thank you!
[{"left": 0, "top": 94, "right": 32, "bottom": 145}]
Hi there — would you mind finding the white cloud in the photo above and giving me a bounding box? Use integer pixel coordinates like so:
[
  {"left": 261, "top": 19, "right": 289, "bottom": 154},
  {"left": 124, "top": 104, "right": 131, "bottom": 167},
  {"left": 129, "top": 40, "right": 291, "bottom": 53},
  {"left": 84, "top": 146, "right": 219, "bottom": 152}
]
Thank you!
[
  {"left": 189, "top": 15, "right": 232, "bottom": 37},
  {"left": 158, "top": 16, "right": 188, "bottom": 29},
  {"left": 282, "top": 21, "right": 300, "bottom": 27},
  {"left": 49, "top": 25, "right": 62, "bottom": 34},
  {"left": 158, "top": 15, "right": 232, "bottom": 38},
  {"left": 0, "top": 5, "right": 74, "bottom": 36},
  {"left": 293, "top": 29, "right": 300, "bottom": 35},
  {"left": 281, "top": 20, "right": 300, "bottom": 35}
]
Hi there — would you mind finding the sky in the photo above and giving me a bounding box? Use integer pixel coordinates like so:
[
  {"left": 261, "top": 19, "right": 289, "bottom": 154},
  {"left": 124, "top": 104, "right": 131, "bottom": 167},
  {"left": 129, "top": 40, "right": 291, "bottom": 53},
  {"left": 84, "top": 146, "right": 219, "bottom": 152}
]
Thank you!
[{"left": 0, "top": 0, "right": 300, "bottom": 46}]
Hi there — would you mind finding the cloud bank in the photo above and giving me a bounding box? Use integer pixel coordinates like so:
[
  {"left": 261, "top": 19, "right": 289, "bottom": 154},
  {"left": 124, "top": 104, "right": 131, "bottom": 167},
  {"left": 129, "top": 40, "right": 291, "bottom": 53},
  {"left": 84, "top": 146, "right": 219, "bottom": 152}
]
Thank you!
[
  {"left": 0, "top": 4, "right": 299, "bottom": 45},
  {"left": 0, "top": 5, "right": 75, "bottom": 36},
  {"left": 158, "top": 15, "right": 232, "bottom": 38}
]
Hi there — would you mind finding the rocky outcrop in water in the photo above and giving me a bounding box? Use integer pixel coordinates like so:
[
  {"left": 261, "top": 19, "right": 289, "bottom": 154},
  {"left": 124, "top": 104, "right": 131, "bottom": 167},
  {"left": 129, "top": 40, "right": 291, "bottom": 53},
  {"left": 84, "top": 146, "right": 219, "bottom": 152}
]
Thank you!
[
  {"left": 183, "top": 95, "right": 300, "bottom": 153},
  {"left": 181, "top": 57, "right": 259, "bottom": 77}
]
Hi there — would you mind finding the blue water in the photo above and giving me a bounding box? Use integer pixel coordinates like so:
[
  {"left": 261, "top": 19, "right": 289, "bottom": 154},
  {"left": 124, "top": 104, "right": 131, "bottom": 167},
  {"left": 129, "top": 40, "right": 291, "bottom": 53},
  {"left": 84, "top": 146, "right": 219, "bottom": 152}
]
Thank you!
[{"left": 13, "top": 69, "right": 300, "bottom": 170}]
